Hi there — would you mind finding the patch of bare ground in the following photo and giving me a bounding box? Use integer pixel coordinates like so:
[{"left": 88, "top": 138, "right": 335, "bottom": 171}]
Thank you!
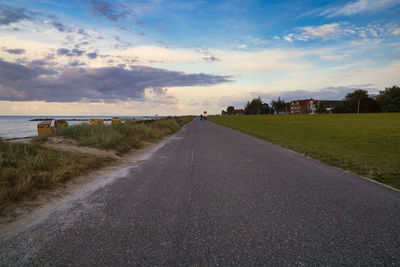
[
  {"left": 7, "top": 137, "right": 33, "bottom": 144},
  {"left": 0, "top": 136, "right": 170, "bottom": 237},
  {"left": 42, "top": 136, "right": 119, "bottom": 159}
]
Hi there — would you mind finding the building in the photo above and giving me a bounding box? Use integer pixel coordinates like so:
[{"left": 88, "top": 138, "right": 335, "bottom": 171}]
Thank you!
[
  {"left": 290, "top": 99, "right": 316, "bottom": 114},
  {"left": 290, "top": 99, "right": 343, "bottom": 114}
]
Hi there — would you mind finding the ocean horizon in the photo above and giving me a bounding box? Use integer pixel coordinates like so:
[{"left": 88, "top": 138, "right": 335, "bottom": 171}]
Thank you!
[{"left": 0, "top": 115, "right": 159, "bottom": 139}]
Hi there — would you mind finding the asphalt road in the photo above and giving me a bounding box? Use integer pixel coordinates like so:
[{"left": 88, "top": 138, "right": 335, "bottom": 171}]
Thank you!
[{"left": 1, "top": 119, "right": 400, "bottom": 265}]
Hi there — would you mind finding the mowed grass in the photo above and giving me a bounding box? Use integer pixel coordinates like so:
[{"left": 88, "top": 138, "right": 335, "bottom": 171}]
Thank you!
[
  {"left": 54, "top": 116, "right": 193, "bottom": 154},
  {"left": 0, "top": 139, "right": 112, "bottom": 210},
  {"left": 209, "top": 113, "right": 400, "bottom": 189}
]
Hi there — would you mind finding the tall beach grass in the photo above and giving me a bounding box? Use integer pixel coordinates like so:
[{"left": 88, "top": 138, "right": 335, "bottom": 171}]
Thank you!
[
  {"left": 0, "top": 138, "right": 112, "bottom": 210},
  {"left": 56, "top": 116, "right": 192, "bottom": 153}
]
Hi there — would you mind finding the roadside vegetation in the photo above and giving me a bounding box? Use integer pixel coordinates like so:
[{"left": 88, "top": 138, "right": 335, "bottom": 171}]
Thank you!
[
  {"left": 209, "top": 113, "right": 400, "bottom": 189},
  {"left": 52, "top": 116, "right": 192, "bottom": 153},
  {"left": 0, "top": 138, "right": 112, "bottom": 211},
  {"left": 1, "top": 116, "right": 192, "bottom": 211}
]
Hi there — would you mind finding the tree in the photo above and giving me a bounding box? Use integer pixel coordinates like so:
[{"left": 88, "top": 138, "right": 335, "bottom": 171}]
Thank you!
[
  {"left": 227, "top": 106, "right": 235, "bottom": 115},
  {"left": 335, "top": 89, "right": 380, "bottom": 113},
  {"left": 376, "top": 86, "right": 400, "bottom": 112},
  {"left": 271, "top": 97, "right": 289, "bottom": 113},
  {"left": 260, "top": 103, "right": 270, "bottom": 114},
  {"left": 316, "top": 101, "right": 325, "bottom": 114},
  {"left": 245, "top": 97, "right": 263, "bottom": 115}
]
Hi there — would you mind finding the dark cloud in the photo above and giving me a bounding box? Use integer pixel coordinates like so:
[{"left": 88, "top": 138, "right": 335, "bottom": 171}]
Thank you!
[
  {"left": 52, "top": 21, "right": 70, "bottom": 32},
  {"left": 57, "top": 48, "right": 70, "bottom": 56},
  {"left": 196, "top": 46, "right": 220, "bottom": 63},
  {"left": 203, "top": 56, "right": 220, "bottom": 63},
  {"left": 0, "top": 6, "right": 33, "bottom": 25},
  {"left": 87, "top": 52, "right": 98, "bottom": 59},
  {"left": 57, "top": 48, "right": 85, "bottom": 57},
  {"left": 69, "top": 61, "right": 87, "bottom": 67},
  {"left": 30, "top": 60, "right": 48, "bottom": 66},
  {"left": 89, "top": 0, "right": 130, "bottom": 21},
  {"left": 0, "top": 59, "right": 233, "bottom": 102},
  {"left": 2, "top": 48, "right": 26, "bottom": 54},
  {"left": 71, "top": 48, "right": 85, "bottom": 56}
]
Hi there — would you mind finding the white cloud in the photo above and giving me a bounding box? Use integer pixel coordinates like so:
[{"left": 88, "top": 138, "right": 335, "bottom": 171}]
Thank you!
[
  {"left": 391, "top": 27, "right": 400, "bottom": 35},
  {"left": 283, "top": 34, "right": 293, "bottom": 42},
  {"left": 321, "top": 0, "right": 400, "bottom": 17},
  {"left": 282, "top": 23, "right": 349, "bottom": 41},
  {"left": 280, "top": 23, "right": 389, "bottom": 42}
]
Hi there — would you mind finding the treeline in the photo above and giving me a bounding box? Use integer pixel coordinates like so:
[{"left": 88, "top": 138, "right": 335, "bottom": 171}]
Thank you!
[
  {"left": 334, "top": 86, "right": 400, "bottom": 113},
  {"left": 221, "top": 86, "right": 400, "bottom": 115},
  {"left": 222, "top": 97, "right": 290, "bottom": 115}
]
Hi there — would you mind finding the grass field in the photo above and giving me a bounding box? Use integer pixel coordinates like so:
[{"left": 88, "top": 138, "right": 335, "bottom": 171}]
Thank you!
[{"left": 209, "top": 113, "right": 400, "bottom": 189}]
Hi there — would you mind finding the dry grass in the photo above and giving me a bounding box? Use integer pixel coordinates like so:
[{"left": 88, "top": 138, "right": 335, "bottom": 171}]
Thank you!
[{"left": 0, "top": 138, "right": 112, "bottom": 210}]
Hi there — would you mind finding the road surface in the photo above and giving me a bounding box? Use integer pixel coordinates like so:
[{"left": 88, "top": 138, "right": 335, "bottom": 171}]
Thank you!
[{"left": 1, "top": 119, "right": 400, "bottom": 265}]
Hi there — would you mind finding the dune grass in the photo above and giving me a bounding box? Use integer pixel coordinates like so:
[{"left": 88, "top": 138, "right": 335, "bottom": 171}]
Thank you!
[
  {"left": 55, "top": 116, "right": 193, "bottom": 153},
  {"left": 209, "top": 113, "right": 400, "bottom": 189},
  {"left": 0, "top": 138, "right": 112, "bottom": 210}
]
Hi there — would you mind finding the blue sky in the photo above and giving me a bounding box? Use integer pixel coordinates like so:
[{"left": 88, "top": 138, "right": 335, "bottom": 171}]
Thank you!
[{"left": 0, "top": 0, "right": 399, "bottom": 115}]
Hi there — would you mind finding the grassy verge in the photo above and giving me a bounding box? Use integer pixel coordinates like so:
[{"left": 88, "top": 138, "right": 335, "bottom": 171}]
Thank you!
[
  {"left": 209, "top": 114, "right": 400, "bottom": 189},
  {"left": 0, "top": 138, "right": 112, "bottom": 210},
  {"left": 54, "top": 116, "right": 193, "bottom": 154}
]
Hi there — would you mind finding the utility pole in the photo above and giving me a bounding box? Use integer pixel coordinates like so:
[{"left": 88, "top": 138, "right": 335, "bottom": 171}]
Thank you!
[{"left": 357, "top": 100, "right": 360, "bottom": 114}]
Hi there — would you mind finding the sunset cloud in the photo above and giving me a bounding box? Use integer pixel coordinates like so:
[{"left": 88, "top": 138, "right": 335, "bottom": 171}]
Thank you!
[{"left": 0, "top": 59, "right": 232, "bottom": 102}]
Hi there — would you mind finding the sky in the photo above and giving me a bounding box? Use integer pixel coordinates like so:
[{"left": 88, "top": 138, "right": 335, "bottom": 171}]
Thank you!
[{"left": 0, "top": 0, "right": 399, "bottom": 116}]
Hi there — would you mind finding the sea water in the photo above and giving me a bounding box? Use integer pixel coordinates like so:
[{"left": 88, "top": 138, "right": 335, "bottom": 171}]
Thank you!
[{"left": 0, "top": 116, "right": 156, "bottom": 139}]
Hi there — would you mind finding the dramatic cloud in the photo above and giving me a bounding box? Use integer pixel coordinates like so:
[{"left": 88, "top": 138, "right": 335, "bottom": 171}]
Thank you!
[
  {"left": 2, "top": 48, "right": 26, "bottom": 54},
  {"left": 0, "top": 6, "right": 34, "bottom": 25},
  {"left": 321, "top": 0, "right": 400, "bottom": 18},
  {"left": 0, "top": 59, "right": 232, "bottom": 102}
]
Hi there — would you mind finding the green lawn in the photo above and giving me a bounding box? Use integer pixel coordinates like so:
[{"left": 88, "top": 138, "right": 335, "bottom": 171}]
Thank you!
[{"left": 209, "top": 114, "right": 400, "bottom": 189}]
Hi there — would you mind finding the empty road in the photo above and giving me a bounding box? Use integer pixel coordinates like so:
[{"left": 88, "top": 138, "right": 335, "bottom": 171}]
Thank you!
[{"left": 1, "top": 119, "right": 400, "bottom": 265}]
